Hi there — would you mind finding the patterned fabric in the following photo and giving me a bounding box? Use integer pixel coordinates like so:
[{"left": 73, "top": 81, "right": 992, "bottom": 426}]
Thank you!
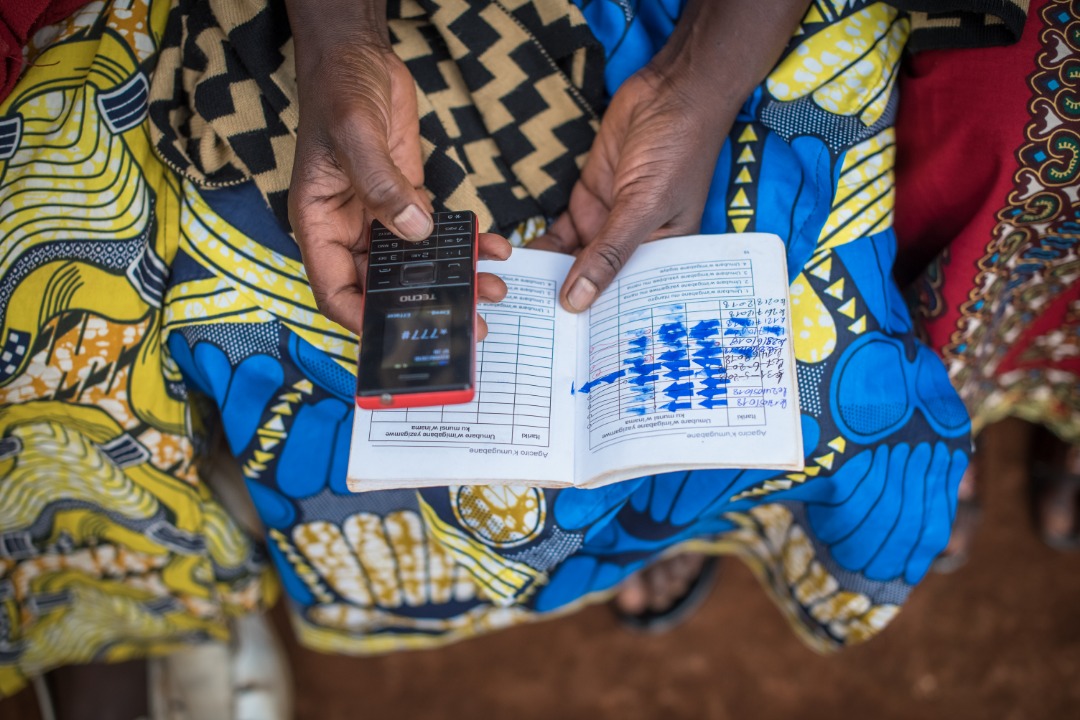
[
  {"left": 554, "top": 0, "right": 968, "bottom": 642},
  {"left": 0, "top": 0, "right": 96, "bottom": 102},
  {"left": 180, "top": 0, "right": 965, "bottom": 655},
  {"left": 893, "top": 0, "right": 1030, "bottom": 51},
  {"left": 897, "top": 0, "right": 1080, "bottom": 442},
  {"left": 0, "top": 1, "right": 274, "bottom": 697},
  {"left": 0, "top": 0, "right": 972, "bottom": 694},
  {"left": 147, "top": 0, "right": 604, "bottom": 233}
]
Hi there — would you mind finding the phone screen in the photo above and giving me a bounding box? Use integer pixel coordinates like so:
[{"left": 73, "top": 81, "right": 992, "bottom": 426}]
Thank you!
[
  {"left": 356, "top": 211, "right": 477, "bottom": 408},
  {"left": 381, "top": 307, "right": 453, "bottom": 369}
]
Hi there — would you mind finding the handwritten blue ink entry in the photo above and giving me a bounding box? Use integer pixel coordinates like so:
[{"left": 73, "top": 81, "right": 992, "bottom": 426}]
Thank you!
[{"left": 575, "top": 314, "right": 792, "bottom": 413}]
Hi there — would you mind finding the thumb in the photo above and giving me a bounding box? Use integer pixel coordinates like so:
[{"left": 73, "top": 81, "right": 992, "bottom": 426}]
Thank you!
[
  {"left": 560, "top": 195, "right": 661, "bottom": 312},
  {"left": 335, "top": 111, "right": 432, "bottom": 241}
]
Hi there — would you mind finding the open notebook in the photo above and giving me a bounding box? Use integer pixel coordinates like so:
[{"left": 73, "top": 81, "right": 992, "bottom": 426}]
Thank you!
[{"left": 347, "top": 233, "right": 803, "bottom": 491}]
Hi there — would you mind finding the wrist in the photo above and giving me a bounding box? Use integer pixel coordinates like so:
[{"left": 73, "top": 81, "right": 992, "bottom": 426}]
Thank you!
[
  {"left": 635, "top": 60, "right": 741, "bottom": 142},
  {"left": 649, "top": 21, "right": 755, "bottom": 112},
  {"left": 286, "top": 0, "right": 391, "bottom": 63},
  {"left": 648, "top": 0, "right": 811, "bottom": 121}
]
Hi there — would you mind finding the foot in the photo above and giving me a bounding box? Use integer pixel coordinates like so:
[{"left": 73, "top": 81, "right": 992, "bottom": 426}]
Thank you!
[
  {"left": 1033, "top": 435, "right": 1080, "bottom": 551},
  {"left": 932, "top": 463, "right": 980, "bottom": 573},
  {"left": 613, "top": 553, "right": 717, "bottom": 632},
  {"left": 150, "top": 614, "right": 293, "bottom": 720}
]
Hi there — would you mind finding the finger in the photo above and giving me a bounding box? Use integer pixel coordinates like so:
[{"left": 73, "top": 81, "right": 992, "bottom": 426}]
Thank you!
[
  {"left": 477, "top": 313, "right": 489, "bottom": 342},
  {"left": 560, "top": 194, "right": 662, "bottom": 313},
  {"left": 289, "top": 171, "right": 366, "bottom": 333},
  {"left": 334, "top": 110, "right": 433, "bottom": 242},
  {"left": 477, "top": 272, "right": 508, "bottom": 304},
  {"left": 529, "top": 212, "right": 579, "bottom": 254},
  {"left": 356, "top": 255, "right": 369, "bottom": 285},
  {"left": 562, "top": 177, "right": 610, "bottom": 247},
  {"left": 478, "top": 232, "right": 512, "bottom": 261},
  {"left": 300, "top": 240, "right": 365, "bottom": 334}
]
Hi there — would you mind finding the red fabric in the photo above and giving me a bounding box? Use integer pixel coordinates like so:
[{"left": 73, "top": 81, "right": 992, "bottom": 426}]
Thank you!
[
  {"left": 893, "top": 15, "right": 1039, "bottom": 285},
  {"left": 894, "top": 0, "right": 1080, "bottom": 384},
  {"left": 0, "top": 0, "right": 92, "bottom": 102}
]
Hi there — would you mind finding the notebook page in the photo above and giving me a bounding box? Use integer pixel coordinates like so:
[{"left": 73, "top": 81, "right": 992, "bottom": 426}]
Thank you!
[{"left": 573, "top": 234, "right": 803, "bottom": 488}]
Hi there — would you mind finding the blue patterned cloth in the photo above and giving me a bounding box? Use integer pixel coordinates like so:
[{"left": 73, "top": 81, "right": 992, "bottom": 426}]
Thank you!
[{"left": 167, "top": 0, "right": 969, "bottom": 652}]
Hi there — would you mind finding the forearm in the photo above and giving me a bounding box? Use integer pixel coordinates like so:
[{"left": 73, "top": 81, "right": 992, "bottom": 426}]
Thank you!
[
  {"left": 651, "top": 0, "right": 811, "bottom": 118},
  {"left": 284, "top": 0, "right": 390, "bottom": 58}
]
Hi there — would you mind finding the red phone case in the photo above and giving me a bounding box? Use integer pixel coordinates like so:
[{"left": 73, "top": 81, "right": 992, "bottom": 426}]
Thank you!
[{"left": 355, "top": 219, "right": 478, "bottom": 410}]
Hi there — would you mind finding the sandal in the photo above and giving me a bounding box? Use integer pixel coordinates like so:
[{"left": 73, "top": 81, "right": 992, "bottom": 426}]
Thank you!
[
  {"left": 932, "top": 462, "right": 981, "bottom": 574},
  {"left": 1031, "top": 431, "right": 1080, "bottom": 551},
  {"left": 36, "top": 613, "right": 291, "bottom": 720},
  {"left": 613, "top": 555, "right": 721, "bottom": 634},
  {"left": 150, "top": 613, "right": 293, "bottom": 720}
]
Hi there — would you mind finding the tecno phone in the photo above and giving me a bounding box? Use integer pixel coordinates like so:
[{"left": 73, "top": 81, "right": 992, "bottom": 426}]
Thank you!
[{"left": 355, "top": 211, "right": 478, "bottom": 409}]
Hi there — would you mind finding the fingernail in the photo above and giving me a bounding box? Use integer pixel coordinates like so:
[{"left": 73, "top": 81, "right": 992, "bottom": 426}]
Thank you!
[
  {"left": 394, "top": 204, "right": 432, "bottom": 241},
  {"left": 566, "top": 277, "right": 597, "bottom": 312}
]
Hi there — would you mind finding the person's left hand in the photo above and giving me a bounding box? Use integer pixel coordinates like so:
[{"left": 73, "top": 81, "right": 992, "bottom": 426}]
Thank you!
[
  {"left": 531, "top": 65, "right": 737, "bottom": 313},
  {"left": 283, "top": 14, "right": 511, "bottom": 338}
]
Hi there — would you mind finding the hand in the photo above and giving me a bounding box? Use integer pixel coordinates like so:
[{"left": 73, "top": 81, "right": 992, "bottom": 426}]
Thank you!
[
  {"left": 532, "top": 64, "right": 734, "bottom": 312},
  {"left": 531, "top": 0, "right": 811, "bottom": 313},
  {"left": 287, "top": 20, "right": 510, "bottom": 337}
]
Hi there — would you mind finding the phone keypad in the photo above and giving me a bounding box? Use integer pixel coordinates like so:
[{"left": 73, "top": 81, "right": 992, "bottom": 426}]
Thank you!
[
  {"left": 368, "top": 212, "right": 474, "bottom": 291},
  {"left": 401, "top": 262, "right": 436, "bottom": 285},
  {"left": 369, "top": 212, "right": 475, "bottom": 291}
]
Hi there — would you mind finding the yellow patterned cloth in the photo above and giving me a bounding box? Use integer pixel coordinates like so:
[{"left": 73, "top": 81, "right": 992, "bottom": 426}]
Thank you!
[{"left": 0, "top": 1, "right": 274, "bottom": 696}]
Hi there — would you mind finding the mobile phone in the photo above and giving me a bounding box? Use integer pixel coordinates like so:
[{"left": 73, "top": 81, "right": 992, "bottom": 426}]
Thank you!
[{"left": 355, "top": 211, "right": 478, "bottom": 409}]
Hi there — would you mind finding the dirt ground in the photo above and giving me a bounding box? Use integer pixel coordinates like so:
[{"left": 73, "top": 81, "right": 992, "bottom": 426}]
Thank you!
[{"left": 4, "top": 418, "right": 1079, "bottom": 719}]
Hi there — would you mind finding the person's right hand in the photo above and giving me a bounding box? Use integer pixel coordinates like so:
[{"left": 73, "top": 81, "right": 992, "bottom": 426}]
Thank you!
[
  {"left": 286, "top": 14, "right": 510, "bottom": 336},
  {"left": 529, "top": 0, "right": 812, "bottom": 314},
  {"left": 288, "top": 29, "right": 433, "bottom": 333}
]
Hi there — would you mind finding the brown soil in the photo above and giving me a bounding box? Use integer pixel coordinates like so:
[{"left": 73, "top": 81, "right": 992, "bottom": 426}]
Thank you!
[{"left": 4, "top": 418, "right": 1080, "bottom": 719}]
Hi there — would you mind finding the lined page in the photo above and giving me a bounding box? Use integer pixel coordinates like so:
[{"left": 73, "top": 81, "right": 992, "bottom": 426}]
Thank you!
[{"left": 574, "top": 234, "right": 803, "bottom": 488}]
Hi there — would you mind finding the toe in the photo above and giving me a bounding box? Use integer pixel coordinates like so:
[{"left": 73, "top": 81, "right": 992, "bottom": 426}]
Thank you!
[{"left": 614, "top": 572, "right": 648, "bottom": 615}]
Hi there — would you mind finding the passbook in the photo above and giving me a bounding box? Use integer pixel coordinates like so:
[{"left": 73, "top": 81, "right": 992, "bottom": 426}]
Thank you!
[{"left": 347, "top": 234, "right": 804, "bottom": 491}]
